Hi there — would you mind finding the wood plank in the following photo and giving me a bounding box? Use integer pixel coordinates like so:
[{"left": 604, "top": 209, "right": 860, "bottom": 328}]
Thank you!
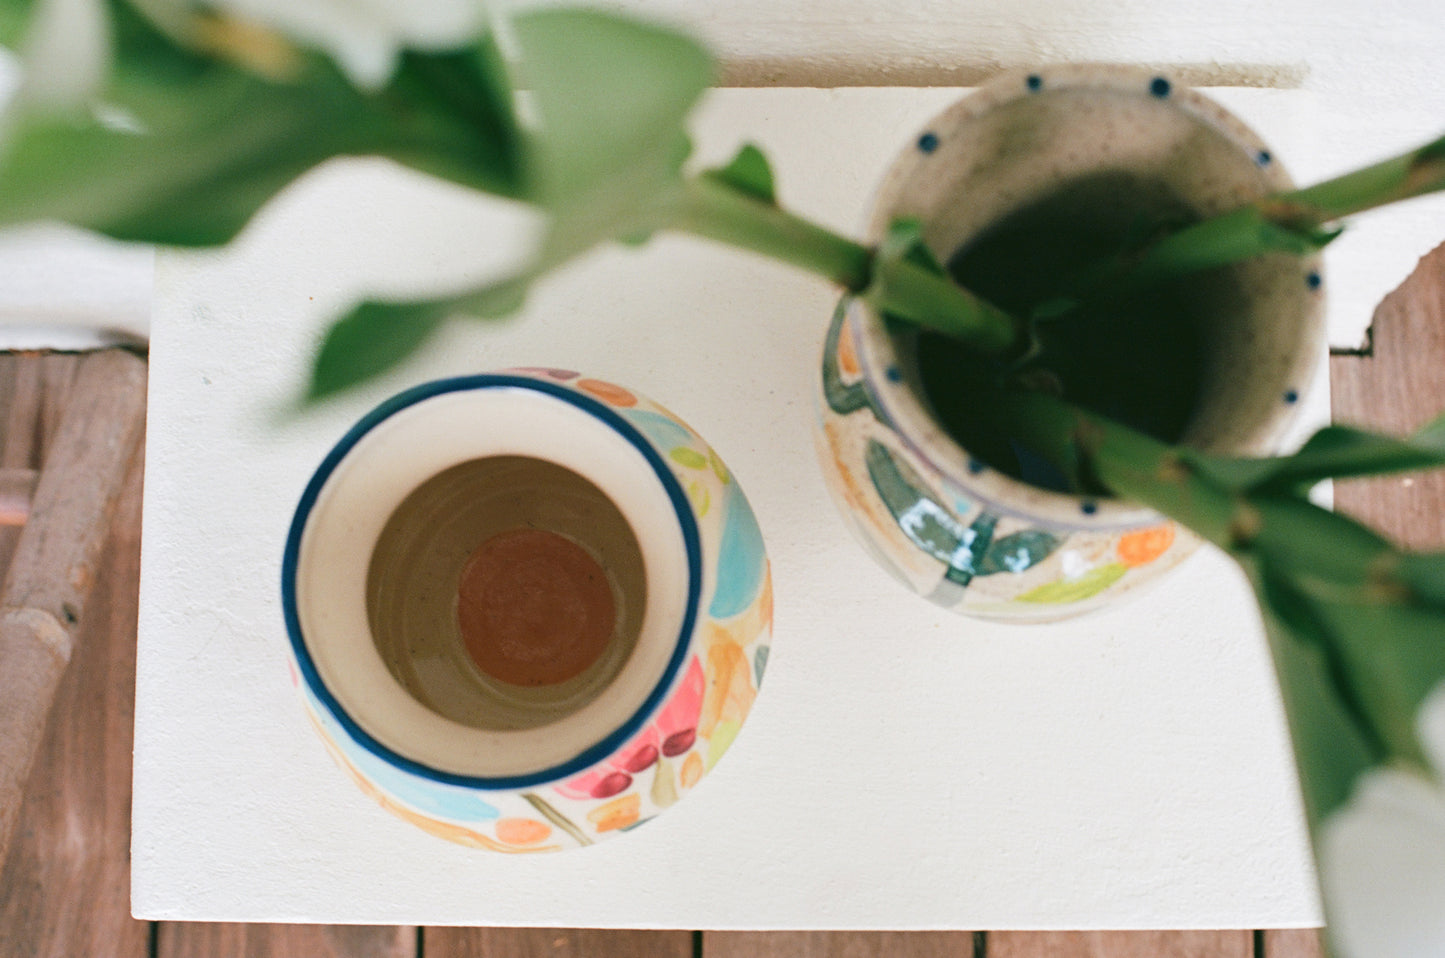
[
  {"left": 36, "top": 353, "right": 78, "bottom": 454},
  {"left": 0, "top": 467, "right": 39, "bottom": 525},
  {"left": 157, "top": 922, "right": 416, "bottom": 958},
  {"left": 1, "top": 351, "right": 43, "bottom": 469},
  {"left": 425, "top": 928, "right": 694, "bottom": 958},
  {"left": 0, "top": 355, "right": 24, "bottom": 589},
  {"left": 1261, "top": 928, "right": 1325, "bottom": 958},
  {"left": 0, "top": 349, "right": 148, "bottom": 866},
  {"left": 1329, "top": 239, "right": 1445, "bottom": 549},
  {"left": 705, "top": 930, "right": 977, "bottom": 958},
  {"left": 0, "top": 365, "right": 150, "bottom": 957},
  {"left": 987, "top": 930, "right": 1251, "bottom": 958}
]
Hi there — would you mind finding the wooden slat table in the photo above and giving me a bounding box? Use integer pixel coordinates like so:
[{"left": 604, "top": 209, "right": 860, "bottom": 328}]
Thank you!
[{"left": 7, "top": 239, "right": 1444, "bottom": 956}]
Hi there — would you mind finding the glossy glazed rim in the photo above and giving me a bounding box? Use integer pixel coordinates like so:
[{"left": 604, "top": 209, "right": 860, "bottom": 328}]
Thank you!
[
  {"left": 852, "top": 64, "right": 1325, "bottom": 531},
  {"left": 280, "top": 374, "right": 703, "bottom": 791}
]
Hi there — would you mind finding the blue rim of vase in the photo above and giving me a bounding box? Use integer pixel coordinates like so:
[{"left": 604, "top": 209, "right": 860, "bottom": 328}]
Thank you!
[{"left": 280, "top": 373, "right": 704, "bottom": 792}]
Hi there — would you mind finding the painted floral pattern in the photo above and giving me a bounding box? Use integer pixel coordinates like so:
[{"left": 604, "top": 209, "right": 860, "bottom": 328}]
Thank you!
[
  {"left": 294, "top": 369, "right": 772, "bottom": 850},
  {"left": 814, "top": 300, "right": 1193, "bottom": 620}
]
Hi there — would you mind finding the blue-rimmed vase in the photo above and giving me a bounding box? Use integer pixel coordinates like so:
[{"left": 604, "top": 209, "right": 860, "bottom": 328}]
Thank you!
[
  {"left": 815, "top": 65, "right": 1325, "bottom": 621},
  {"left": 283, "top": 370, "right": 772, "bottom": 850}
]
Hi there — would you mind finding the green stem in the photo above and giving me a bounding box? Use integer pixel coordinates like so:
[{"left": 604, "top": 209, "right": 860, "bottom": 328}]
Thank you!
[
  {"left": 985, "top": 389, "right": 1244, "bottom": 547},
  {"left": 1080, "top": 131, "right": 1445, "bottom": 291},
  {"left": 663, "top": 175, "right": 1028, "bottom": 358}
]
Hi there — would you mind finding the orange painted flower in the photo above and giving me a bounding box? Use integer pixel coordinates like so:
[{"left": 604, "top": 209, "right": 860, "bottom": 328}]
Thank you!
[
  {"left": 587, "top": 794, "right": 641, "bottom": 832},
  {"left": 495, "top": 818, "right": 552, "bottom": 846},
  {"left": 576, "top": 378, "right": 638, "bottom": 407},
  {"left": 1117, "top": 524, "right": 1176, "bottom": 567}
]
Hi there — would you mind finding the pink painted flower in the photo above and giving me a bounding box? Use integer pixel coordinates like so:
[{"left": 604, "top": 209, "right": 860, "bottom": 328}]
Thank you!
[{"left": 554, "top": 656, "right": 705, "bottom": 800}]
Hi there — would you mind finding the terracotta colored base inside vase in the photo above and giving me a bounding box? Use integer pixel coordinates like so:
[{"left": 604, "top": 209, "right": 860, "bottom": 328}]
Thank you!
[{"left": 457, "top": 528, "right": 616, "bottom": 687}]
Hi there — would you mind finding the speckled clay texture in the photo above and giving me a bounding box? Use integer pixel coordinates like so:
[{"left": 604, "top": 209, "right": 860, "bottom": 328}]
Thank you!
[
  {"left": 284, "top": 369, "right": 772, "bottom": 849},
  {"left": 814, "top": 66, "right": 1325, "bottom": 620}
]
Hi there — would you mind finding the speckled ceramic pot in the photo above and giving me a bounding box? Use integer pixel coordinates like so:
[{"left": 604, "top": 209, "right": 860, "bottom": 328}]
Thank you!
[
  {"left": 283, "top": 370, "right": 772, "bottom": 850},
  {"left": 815, "top": 65, "right": 1325, "bottom": 621}
]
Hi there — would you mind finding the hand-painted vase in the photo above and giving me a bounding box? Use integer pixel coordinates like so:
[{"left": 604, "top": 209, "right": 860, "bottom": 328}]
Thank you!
[
  {"left": 815, "top": 65, "right": 1325, "bottom": 621},
  {"left": 283, "top": 370, "right": 772, "bottom": 850}
]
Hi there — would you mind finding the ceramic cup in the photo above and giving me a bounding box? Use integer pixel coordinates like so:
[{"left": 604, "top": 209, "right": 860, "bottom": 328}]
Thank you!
[
  {"left": 282, "top": 369, "right": 772, "bottom": 850},
  {"left": 815, "top": 65, "right": 1325, "bottom": 621}
]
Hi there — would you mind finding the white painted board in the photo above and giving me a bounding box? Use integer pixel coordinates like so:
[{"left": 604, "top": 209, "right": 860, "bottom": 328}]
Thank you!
[{"left": 131, "top": 88, "right": 1339, "bottom": 928}]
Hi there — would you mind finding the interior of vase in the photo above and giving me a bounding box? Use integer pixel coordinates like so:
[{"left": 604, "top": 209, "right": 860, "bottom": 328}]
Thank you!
[
  {"left": 867, "top": 67, "right": 1324, "bottom": 481},
  {"left": 367, "top": 455, "right": 647, "bottom": 732}
]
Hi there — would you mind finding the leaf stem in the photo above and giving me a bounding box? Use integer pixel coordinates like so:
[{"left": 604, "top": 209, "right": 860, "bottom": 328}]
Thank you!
[
  {"left": 1077, "top": 131, "right": 1445, "bottom": 292},
  {"left": 662, "top": 175, "right": 1028, "bottom": 358}
]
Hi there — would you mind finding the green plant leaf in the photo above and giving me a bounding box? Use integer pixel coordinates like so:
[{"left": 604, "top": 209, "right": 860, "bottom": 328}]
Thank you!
[
  {"left": 703, "top": 143, "right": 776, "bottom": 206},
  {"left": 509, "top": 7, "right": 713, "bottom": 207},
  {"left": 307, "top": 300, "right": 452, "bottom": 402},
  {"left": 1184, "top": 422, "right": 1445, "bottom": 493},
  {"left": 0, "top": 2, "right": 524, "bottom": 245},
  {"left": 0, "top": 0, "right": 35, "bottom": 47},
  {"left": 1397, "top": 551, "right": 1445, "bottom": 606},
  {"left": 880, "top": 217, "right": 945, "bottom": 275},
  {"left": 1251, "top": 564, "right": 1382, "bottom": 829},
  {"left": 306, "top": 274, "right": 531, "bottom": 401}
]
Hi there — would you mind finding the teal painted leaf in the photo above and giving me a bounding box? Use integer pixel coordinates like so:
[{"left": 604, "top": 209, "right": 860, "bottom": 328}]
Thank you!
[
  {"left": 821, "top": 300, "right": 878, "bottom": 417},
  {"left": 864, "top": 439, "right": 1002, "bottom": 586},
  {"left": 708, "top": 481, "right": 767, "bottom": 619},
  {"left": 704, "top": 143, "right": 776, "bottom": 206},
  {"left": 976, "top": 529, "right": 1063, "bottom": 576},
  {"left": 624, "top": 409, "right": 695, "bottom": 450},
  {"left": 753, "top": 645, "right": 769, "bottom": 687}
]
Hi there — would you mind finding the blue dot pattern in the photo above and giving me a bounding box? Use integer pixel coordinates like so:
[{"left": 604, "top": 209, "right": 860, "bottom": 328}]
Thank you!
[
  {"left": 886, "top": 366, "right": 903, "bottom": 383},
  {"left": 918, "top": 132, "right": 940, "bottom": 154},
  {"left": 1150, "top": 77, "right": 1171, "bottom": 98},
  {"left": 1307, "top": 272, "right": 1322, "bottom": 290},
  {"left": 1284, "top": 389, "right": 1299, "bottom": 404},
  {"left": 1257, "top": 150, "right": 1272, "bottom": 166},
  {"left": 1081, "top": 501, "right": 1098, "bottom": 516},
  {"left": 1027, "top": 74, "right": 1043, "bottom": 92}
]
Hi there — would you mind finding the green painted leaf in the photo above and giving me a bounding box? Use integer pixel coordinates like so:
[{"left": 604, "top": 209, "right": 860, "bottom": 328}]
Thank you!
[
  {"left": 650, "top": 756, "right": 678, "bottom": 808},
  {"left": 1016, "top": 562, "right": 1126, "bottom": 604},
  {"left": 976, "top": 529, "right": 1063, "bottom": 576},
  {"left": 669, "top": 446, "right": 708, "bottom": 469},
  {"left": 704, "top": 143, "right": 776, "bottom": 206}
]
